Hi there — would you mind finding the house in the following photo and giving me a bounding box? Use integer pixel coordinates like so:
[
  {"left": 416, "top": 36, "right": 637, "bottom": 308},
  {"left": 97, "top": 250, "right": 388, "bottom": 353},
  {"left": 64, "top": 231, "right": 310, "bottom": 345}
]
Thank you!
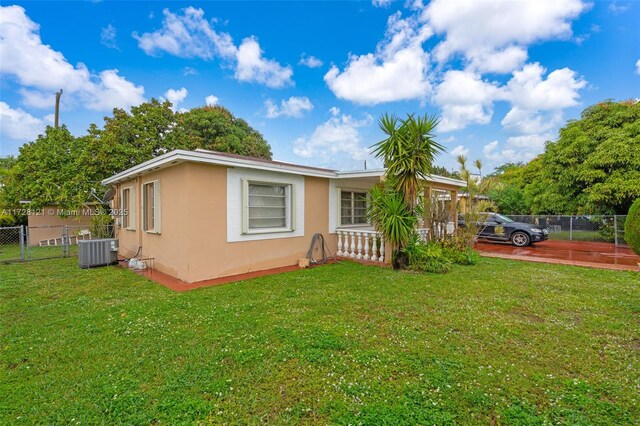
[
  {"left": 102, "top": 149, "right": 466, "bottom": 284},
  {"left": 26, "top": 204, "right": 94, "bottom": 246}
]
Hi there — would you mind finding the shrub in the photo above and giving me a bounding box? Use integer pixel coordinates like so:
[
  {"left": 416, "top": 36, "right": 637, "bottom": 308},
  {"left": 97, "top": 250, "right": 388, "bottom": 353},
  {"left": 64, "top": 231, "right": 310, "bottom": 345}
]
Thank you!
[
  {"left": 442, "top": 246, "right": 481, "bottom": 266},
  {"left": 402, "top": 235, "right": 452, "bottom": 273},
  {"left": 625, "top": 199, "right": 640, "bottom": 255}
]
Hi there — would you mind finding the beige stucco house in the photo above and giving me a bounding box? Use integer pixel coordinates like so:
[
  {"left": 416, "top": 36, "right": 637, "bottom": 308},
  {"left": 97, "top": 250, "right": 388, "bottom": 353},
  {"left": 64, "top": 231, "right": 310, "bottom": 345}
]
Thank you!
[{"left": 102, "top": 149, "right": 465, "bottom": 283}]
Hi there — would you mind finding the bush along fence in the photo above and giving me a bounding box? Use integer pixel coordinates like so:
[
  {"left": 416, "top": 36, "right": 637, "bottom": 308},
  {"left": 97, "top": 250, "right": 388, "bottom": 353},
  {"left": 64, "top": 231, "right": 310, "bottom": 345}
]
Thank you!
[
  {"left": 0, "top": 224, "right": 114, "bottom": 263},
  {"left": 508, "top": 215, "right": 628, "bottom": 246}
]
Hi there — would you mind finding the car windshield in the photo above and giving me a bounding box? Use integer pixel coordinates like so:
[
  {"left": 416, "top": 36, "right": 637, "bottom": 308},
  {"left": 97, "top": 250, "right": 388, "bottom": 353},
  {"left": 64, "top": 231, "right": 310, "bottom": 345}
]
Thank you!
[{"left": 494, "top": 214, "right": 515, "bottom": 223}]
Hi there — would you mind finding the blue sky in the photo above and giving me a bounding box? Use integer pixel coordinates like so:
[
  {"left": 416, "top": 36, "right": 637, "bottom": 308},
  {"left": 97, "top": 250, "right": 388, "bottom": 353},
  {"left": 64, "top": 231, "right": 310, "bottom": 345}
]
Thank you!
[{"left": 1, "top": 0, "right": 638, "bottom": 172}]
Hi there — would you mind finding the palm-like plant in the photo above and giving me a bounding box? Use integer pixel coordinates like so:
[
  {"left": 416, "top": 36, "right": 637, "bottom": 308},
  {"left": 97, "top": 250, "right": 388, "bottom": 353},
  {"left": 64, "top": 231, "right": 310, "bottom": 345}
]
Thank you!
[
  {"left": 369, "top": 113, "right": 444, "bottom": 268},
  {"left": 372, "top": 114, "right": 444, "bottom": 211},
  {"left": 367, "top": 185, "right": 418, "bottom": 249}
]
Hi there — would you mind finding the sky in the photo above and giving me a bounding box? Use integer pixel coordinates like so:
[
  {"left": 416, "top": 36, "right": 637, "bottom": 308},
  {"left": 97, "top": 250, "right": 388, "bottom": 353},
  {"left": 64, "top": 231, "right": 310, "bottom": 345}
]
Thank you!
[{"left": 0, "top": 0, "right": 639, "bottom": 173}]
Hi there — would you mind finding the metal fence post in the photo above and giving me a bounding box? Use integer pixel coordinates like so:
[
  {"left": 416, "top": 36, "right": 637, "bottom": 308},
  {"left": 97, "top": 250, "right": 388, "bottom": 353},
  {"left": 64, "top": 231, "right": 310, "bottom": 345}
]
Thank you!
[
  {"left": 19, "top": 225, "right": 25, "bottom": 261},
  {"left": 613, "top": 215, "right": 618, "bottom": 247},
  {"left": 569, "top": 216, "right": 573, "bottom": 241},
  {"left": 63, "top": 225, "right": 69, "bottom": 257}
]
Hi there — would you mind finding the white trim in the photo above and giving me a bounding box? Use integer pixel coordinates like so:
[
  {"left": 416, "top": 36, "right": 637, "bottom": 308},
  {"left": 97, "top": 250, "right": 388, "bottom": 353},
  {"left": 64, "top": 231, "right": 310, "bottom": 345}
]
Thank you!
[
  {"left": 227, "top": 168, "right": 304, "bottom": 242},
  {"left": 142, "top": 180, "right": 161, "bottom": 234},
  {"left": 243, "top": 180, "right": 294, "bottom": 234},
  {"left": 120, "top": 186, "right": 136, "bottom": 231},
  {"left": 335, "top": 169, "right": 466, "bottom": 187},
  {"left": 101, "top": 149, "right": 466, "bottom": 188},
  {"left": 102, "top": 150, "right": 336, "bottom": 185}
]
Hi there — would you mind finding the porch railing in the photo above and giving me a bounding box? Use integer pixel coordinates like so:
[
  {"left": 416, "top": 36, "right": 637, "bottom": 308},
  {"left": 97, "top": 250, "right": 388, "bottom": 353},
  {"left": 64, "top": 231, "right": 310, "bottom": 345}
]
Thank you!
[
  {"left": 335, "top": 227, "right": 437, "bottom": 263},
  {"left": 336, "top": 229, "right": 385, "bottom": 263}
]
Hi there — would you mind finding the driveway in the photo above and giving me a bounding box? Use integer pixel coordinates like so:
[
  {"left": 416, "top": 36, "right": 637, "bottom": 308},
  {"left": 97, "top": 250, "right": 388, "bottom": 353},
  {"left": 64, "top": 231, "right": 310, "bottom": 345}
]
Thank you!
[{"left": 475, "top": 240, "right": 640, "bottom": 271}]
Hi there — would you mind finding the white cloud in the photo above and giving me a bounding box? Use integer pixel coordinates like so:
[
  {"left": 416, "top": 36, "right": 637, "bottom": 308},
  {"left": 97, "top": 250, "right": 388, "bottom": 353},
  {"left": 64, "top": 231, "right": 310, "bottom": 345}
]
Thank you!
[
  {"left": 0, "top": 5, "right": 145, "bottom": 111},
  {"left": 450, "top": 145, "right": 469, "bottom": 157},
  {"left": 163, "top": 87, "right": 188, "bottom": 110},
  {"left": 0, "top": 101, "right": 46, "bottom": 142},
  {"left": 234, "top": 37, "right": 293, "bottom": 88},
  {"left": 506, "top": 133, "right": 552, "bottom": 151},
  {"left": 324, "top": 12, "right": 433, "bottom": 105},
  {"left": 205, "top": 95, "right": 218, "bottom": 106},
  {"left": 501, "top": 63, "right": 585, "bottom": 134},
  {"left": 265, "top": 96, "right": 313, "bottom": 118},
  {"left": 299, "top": 54, "right": 323, "bottom": 68},
  {"left": 372, "top": 0, "right": 393, "bottom": 8},
  {"left": 423, "top": 0, "right": 587, "bottom": 73},
  {"left": 609, "top": 1, "right": 631, "bottom": 14},
  {"left": 505, "top": 63, "right": 585, "bottom": 110},
  {"left": 293, "top": 108, "right": 373, "bottom": 163},
  {"left": 636, "top": 59, "right": 640, "bottom": 75},
  {"left": 483, "top": 140, "right": 537, "bottom": 164},
  {"left": 183, "top": 67, "right": 199, "bottom": 76},
  {"left": 133, "top": 7, "right": 292, "bottom": 88},
  {"left": 434, "top": 70, "right": 503, "bottom": 131},
  {"left": 133, "top": 7, "right": 236, "bottom": 59},
  {"left": 100, "top": 24, "right": 118, "bottom": 49}
]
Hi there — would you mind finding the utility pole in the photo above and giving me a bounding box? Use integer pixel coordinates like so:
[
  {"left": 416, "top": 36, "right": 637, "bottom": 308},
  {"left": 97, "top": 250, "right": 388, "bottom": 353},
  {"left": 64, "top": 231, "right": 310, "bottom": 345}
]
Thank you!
[{"left": 54, "top": 89, "right": 63, "bottom": 128}]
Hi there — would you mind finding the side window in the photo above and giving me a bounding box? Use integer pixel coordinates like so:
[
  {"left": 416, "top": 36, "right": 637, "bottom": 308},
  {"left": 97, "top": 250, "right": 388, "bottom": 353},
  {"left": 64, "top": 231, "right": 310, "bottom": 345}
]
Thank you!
[
  {"left": 340, "top": 191, "right": 368, "bottom": 225},
  {"left": 142, "top": 181, "right": 161, "bottom": 233},
  {"left": 242, "top": 180, "right": 294, "bottom": 234}
]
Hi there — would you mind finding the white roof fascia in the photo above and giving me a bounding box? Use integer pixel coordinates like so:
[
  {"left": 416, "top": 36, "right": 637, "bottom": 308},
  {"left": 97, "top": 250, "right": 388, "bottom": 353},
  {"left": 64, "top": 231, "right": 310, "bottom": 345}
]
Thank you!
[{"left": 102, "top": 150, "right": 336, "bottom": 185}]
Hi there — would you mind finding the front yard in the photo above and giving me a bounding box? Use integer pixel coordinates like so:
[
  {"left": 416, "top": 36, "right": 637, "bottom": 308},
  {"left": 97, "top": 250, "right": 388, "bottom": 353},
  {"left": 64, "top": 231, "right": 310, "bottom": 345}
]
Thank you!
[{"left": 1, "top": 258, "right": 638, "bottom": 424}]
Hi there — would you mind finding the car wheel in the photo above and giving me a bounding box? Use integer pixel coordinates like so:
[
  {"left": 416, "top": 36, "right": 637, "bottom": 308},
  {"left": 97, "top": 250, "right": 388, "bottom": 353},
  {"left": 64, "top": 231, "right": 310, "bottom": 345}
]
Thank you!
[{"left": 511, "top": 231, "right": 530, "bottom": 247}]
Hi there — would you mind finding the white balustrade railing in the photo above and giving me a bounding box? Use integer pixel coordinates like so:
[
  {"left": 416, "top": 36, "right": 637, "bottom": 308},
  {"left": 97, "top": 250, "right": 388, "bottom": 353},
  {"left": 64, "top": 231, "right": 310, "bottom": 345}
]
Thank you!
[
  {"left": 336, "top": 224, "right": 454, "bottom": 264},
  {"left": 336, "top": 229, "right": 385, "bottom": 263}
]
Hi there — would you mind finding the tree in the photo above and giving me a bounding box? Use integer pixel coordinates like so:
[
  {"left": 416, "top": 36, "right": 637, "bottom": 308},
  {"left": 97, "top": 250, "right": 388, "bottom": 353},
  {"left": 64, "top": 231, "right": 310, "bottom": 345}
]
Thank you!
[
  {"left": 625, "top": 198, "right": 640, "bottom": 255},
  {"left": 372, "top": 114, "right": 444, "bottom": 211},
  {"left": 368, "top": 113, "right": 444, "bottom": 268},
  {"left": 490, "top": 101, "right": 640, "bottom": 214},
  {"left": 3, "top": 100, "right": 273, "bottom": 211},
  {"left": 430, "top": 165, "right": 461, "bottom": 180},
  {"left": 2, "top": 126, "right": 86, "bottom": 209},
  {"left": 172, "top": 106, "right": 272, "bottom": 159}
]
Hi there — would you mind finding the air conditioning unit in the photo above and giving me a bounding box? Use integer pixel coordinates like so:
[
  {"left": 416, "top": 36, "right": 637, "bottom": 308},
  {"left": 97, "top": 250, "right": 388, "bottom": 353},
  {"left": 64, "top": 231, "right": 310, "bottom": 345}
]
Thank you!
[{"left": 78, "top": 238, "right": 119, "bottom": 268}]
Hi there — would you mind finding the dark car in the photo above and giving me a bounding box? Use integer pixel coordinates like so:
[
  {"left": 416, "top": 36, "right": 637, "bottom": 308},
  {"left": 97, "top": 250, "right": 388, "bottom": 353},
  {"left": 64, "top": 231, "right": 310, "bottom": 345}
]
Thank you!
[{"left": 458, "top": 212, "right": 548, "bottom": 247}]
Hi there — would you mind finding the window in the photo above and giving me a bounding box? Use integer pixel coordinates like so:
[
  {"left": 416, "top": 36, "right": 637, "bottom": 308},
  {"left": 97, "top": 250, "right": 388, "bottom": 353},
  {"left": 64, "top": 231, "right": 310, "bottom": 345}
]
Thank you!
[
  {"left": 243, "top": 181, "right": 294, "bottom": 233},
  {"left": 122, "top": 188, "right": 130, "bottom": 229},
  {"left": 120, "top": 186, "right": 135, "bottom": 230},
  {"left": 142, "top": 181, "right": 161, "bottom": 233},
  {"left": 341, "top": 190, "right": 367, "bottom": 225}
]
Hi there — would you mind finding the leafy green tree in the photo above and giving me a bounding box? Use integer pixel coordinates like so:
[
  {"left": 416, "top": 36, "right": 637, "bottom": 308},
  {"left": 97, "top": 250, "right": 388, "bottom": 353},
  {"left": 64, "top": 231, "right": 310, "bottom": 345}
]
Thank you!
[
  {"left": 625, "top": 198, "right": 640, "bottom": 255},
  {"left": 430, "top": 165, "right": 461, "bottom": 180},
  {"left": 488, "top": 184, "right": 530, "bottom": 215},
  {"left": 171, "top": 106, "right": 272, "bottom": 159},
  {"left": 2, "top": 100, "right": 273, "bottom": 211},
  {"left": 3, "top": 126, "right": 86, "bottom": 209},
  {"left": 491, "top": 101, "right": 640, "bottom": 214}
]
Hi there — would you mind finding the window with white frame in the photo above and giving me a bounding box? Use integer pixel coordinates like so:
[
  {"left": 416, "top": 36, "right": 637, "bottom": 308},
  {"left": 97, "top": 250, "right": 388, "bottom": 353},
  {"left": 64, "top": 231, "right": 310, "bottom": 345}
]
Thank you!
[
  {"left": 341, "top": 190, "right": 368, "bottom": 225},
  {"left": 142, "top": 181, "right": 161, "bottom": 233},
  {"left": 243, "top": 181, "right": 294, "bottom": 233},
  {"left": 120, "top": 187, "right": 135, "bottom": 230}
]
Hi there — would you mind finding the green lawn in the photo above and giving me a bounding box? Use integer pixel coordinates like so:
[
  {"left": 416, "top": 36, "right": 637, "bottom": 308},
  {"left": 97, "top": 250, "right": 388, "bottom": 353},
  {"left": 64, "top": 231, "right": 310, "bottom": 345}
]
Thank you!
[{"left": 1, "top": 258, "right": 638, "bottom": 425}]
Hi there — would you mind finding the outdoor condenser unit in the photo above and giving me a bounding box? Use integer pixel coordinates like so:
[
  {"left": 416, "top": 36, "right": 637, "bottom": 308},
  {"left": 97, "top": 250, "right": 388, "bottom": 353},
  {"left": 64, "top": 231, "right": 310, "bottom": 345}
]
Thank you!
[{"left": 78, "top": 239, "right": 119, "bottom": 268}]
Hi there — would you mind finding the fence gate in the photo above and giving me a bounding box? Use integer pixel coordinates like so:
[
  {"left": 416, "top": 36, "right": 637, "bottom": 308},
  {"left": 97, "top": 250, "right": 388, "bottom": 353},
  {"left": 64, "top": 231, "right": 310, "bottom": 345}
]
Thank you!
[{"left": 0, "top": 224, "right": 114, "bottom": 263}]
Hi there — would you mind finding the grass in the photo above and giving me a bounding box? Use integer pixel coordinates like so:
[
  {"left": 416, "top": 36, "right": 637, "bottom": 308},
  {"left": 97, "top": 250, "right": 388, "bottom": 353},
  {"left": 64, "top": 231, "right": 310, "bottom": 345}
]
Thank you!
[
  {"left": 0, "top": 243, "right": 78, "bottom": 262},
  {"left": 547, "top": 230, "right": 621, "bottom": 243},
  {"left": 1, "top": 258, "right": 639, "bottom": 425}
]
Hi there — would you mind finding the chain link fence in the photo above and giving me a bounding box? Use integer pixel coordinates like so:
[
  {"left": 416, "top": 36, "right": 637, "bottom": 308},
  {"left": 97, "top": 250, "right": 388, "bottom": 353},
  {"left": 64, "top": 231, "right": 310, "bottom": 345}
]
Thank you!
[
  {"left": 0, "top": 224, "right": 114, "bottom": 263},
  {"left": 508, "top": 215, "right": 628, "bottom": 246}
]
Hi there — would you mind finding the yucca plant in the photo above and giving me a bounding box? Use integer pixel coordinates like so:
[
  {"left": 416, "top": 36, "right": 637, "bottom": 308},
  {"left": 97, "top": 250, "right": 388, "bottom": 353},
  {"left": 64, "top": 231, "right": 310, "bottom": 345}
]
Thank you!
[
  {"left": 367, "top": 184, "right": 418, "bottom": 269},
  {"left": 372, "top": 114, "right": 444, "bottom": 212}
]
